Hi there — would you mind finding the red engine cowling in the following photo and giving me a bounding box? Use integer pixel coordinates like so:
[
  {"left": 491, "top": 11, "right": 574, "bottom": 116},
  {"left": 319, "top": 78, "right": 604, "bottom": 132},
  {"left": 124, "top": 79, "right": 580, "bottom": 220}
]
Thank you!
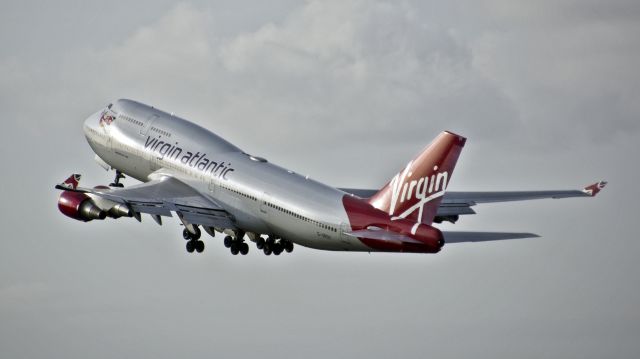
[{"left": 58, "top": 191, "right": 106, "bottom": 221}]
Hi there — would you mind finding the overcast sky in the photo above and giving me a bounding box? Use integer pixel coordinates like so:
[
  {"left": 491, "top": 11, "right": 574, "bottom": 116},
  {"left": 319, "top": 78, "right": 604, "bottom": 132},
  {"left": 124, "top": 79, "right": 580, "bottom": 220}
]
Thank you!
[{"left": 1, "top": 1, "right": 638, "bottom": 358}]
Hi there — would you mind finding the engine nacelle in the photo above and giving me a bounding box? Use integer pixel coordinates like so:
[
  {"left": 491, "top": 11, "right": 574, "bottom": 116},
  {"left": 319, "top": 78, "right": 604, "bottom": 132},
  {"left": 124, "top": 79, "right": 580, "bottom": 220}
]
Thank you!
[{"left": 58, "top": 191, "right": 107, "bottom": 221}]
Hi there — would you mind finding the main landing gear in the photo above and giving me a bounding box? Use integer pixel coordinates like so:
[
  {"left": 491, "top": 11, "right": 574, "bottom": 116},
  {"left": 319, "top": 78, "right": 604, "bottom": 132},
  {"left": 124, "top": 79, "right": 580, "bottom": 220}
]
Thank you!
[
  {"left": 184, "top": 227, "right": 205, "bottom": 253},
  {"left": 181, "top": 228, "right": 294, "bottom": 257},
  {"left": 109, "top": 170, "right": 125, "bottom": 188},
  {"left": 256, "top": 236, "right": 294, "bottom": 256},
  {"left": 223, "top": 235, "right": 249, "bottom": 255}
]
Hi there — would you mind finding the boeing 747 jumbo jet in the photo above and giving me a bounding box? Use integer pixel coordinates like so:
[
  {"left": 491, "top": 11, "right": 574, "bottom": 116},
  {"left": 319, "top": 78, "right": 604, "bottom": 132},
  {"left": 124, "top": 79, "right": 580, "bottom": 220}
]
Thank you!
[{"left": 55, "top": 100, "right": 606, "bottom": 256}]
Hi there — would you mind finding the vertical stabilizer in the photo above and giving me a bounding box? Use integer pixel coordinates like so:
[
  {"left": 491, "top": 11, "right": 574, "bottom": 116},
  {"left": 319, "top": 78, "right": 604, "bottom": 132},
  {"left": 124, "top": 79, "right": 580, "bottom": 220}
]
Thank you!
[{"left": 368, "top": 132, "right": 466, "bottom": 225}]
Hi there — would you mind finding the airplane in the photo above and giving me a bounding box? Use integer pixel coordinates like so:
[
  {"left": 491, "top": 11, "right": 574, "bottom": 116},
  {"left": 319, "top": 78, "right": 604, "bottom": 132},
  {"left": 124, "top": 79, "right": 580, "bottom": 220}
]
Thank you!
[{"left": 55, "top": 99, "right": 606, "bottom": 256}]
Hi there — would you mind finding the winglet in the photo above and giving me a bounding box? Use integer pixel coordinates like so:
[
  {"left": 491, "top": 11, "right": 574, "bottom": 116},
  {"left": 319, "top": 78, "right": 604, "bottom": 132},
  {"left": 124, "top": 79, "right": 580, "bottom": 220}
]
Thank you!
[
  {"left": 55, "top": 174, "right": 82, "bottom": 190},
  {"left": 582, "top": 181, "right": 607, "bottom": 197}
]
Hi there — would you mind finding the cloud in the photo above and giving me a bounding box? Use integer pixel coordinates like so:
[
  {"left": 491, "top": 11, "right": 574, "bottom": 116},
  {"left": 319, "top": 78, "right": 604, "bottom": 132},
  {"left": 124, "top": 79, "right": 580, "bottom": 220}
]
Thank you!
[
  {"left": 2, "top": 0, "right": 634, "bottom": 184},
  {"left": 216, "top": 0, "right": 518, "bottom": 147},
  {"left": 5, "top": 0, "right": 638, "bottom": 155},
  {"left": 472, "top": 0, "right": 640, "bottom": 146},
  {"left": 22, "top": 0, "right": 518, "bottom": 163}
]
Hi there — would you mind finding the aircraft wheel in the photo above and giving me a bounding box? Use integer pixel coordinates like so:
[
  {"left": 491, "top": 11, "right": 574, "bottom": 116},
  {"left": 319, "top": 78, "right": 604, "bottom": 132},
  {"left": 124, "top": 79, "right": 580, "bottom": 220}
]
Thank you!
[
  {"left": 273, "top": 242, "right": 283, "bottom": 255},
  {"left": 223, "top": 236, "right": 233, "bottom": 248},
  {"left": 263, "top": 246, "right": 272, "bottom": 256},
  {"left": 195, "top": 240, "right": 205, "bottom": 253},
  {"left": 284, "top": 241, "right": 294, "bottom": 253},
  {"left": 240, "top": 242, "right": 249, "bottom": 255},
  {"left": 256, "top": 237, "right": 265, "bottom": 250},
  {"left": 266, "top": 236, "right": 275, "bottom": 246},
  {"left": 230, "top": 242, "right": 240, "bottom": 255},
  {"left": 183, "top": 228, "right": 191, "bottom": 240},
  {"left": 186, "top": 240, "right": 195, "bottom": 253}
]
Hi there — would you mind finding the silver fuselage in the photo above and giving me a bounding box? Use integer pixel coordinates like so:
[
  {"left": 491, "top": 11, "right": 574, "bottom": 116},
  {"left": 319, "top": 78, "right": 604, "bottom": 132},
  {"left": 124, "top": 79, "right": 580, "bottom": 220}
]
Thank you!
[{"left": 83, "top": 99, "right": 369, "bottom": 251}]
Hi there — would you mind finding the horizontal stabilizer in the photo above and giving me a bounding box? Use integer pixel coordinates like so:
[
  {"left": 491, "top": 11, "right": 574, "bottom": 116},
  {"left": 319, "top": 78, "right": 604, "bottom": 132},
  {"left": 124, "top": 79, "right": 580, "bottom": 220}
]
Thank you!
[
  {"left": 345, "top": 229, "right": 423, "bottom": 244},
  {"left": 56, "top": 174, "right": 82, "bottom": 190},
  {"left": 341, "top": 180, "right": 608, "bottom": 220},
  {"left": 582, "top": 181, "right": 607, "bottom": 197},
  {"left": 443, "top": 231, "right": 539, "bottom": 244}
]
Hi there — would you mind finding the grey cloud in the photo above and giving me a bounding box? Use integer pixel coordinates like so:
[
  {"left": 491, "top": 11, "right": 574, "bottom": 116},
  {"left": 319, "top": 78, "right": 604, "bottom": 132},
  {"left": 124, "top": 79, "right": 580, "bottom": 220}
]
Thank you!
[
  {"left": 210, "top": 0, "right": 521, "bottom": 162},
  {"left": 470, "top": 0, "right": 640, "bottom": 147}
]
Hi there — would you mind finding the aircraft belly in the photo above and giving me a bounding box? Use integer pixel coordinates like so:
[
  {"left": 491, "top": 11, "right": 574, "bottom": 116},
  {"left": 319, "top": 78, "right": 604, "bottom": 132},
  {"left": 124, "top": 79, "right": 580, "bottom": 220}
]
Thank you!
[
  {"left": 87, "top": 132, "right": 151, "bottom": 182},
  {"left": 290, "top": 231, "right": 371, "bottom": 251},
  {"left": 228, "top": 203, "right": 271, "bottom": 234},
  {"left": 273, "top": 218, "right": 370, "bottom": 252},
  {"left": 196, "top": 184, "right": 271, "bottom": 235}
]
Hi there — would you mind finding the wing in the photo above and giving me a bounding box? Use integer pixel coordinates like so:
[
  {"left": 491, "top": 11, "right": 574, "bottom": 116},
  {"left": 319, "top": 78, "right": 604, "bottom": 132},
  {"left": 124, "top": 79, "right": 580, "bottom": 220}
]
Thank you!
[
  {"left": 340, "top": 181, "right": 607, "bottom": 220},
  {"left": 56, "top": 175, "right": 235, "bottom": 229}
]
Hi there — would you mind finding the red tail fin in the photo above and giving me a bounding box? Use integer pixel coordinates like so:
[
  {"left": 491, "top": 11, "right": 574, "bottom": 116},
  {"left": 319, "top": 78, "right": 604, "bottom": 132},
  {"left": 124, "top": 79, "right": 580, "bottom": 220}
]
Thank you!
[
  {"left": 59, "top": 174, "right": 81, "bottom": 190},
  {"left": 368, "top": 131, "right": 466, "bottom": 225}
]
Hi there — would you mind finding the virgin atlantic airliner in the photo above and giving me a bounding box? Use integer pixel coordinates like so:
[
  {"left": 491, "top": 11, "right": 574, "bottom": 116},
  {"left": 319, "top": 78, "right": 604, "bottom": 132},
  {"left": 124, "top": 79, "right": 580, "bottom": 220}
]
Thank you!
[{"left": 55, "top": 99, "right": 606, "bottom": 256}]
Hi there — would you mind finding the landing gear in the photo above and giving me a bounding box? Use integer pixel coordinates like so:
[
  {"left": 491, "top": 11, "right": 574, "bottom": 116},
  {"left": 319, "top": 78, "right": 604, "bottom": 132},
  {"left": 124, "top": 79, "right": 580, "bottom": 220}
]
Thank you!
[
  {"left": 259, "top": 236, "right": 294, "bottom": 256},
  {"left": 225, "top": 234, "right": 249, "bottom": 255},
  {"left": 195, "top": 240, "right": 205, "bottom": 253},
  {"left": 109, "top": 170, "right": 125, "bottom": 188},
  {"left": 272, "top": 242, "right": 283, "bottom": 256},
  {"left": 183, "top": 227, "right": 204, "bottom": 254},
  {"left": 183, "top": 227, "right": 201, "bottom": 240},
  {"left": 230, "top": 242, "right": 240, "bottom": 255},
  {"left": 240, "top": 242, "right": 249, "bottom": 255}
]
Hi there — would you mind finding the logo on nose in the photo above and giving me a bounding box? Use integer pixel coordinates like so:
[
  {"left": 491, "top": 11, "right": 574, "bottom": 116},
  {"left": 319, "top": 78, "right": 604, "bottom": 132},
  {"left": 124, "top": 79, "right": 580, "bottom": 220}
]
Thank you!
[{"left": 99, "top": 111, "right": 115, "bottom": 127}]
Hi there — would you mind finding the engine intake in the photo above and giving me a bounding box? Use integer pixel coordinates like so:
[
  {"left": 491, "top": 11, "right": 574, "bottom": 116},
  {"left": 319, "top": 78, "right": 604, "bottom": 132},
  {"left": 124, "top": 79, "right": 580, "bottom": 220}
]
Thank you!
[{"left": 58, "top": 191, "right": 106, "bottom": 221}]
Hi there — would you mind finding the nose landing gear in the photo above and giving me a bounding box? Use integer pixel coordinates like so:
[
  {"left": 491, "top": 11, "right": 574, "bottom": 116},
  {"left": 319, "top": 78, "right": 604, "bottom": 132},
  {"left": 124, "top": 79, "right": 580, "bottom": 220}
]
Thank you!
[{"left": 109, "top": 170, "right": 125, "bottom": 188}]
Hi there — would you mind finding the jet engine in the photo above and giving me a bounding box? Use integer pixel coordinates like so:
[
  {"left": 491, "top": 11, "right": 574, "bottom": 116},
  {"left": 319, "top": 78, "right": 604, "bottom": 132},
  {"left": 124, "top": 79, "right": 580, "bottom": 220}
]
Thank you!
[{"left": 58, "top": 191, "right": 107, "bottom": 221}]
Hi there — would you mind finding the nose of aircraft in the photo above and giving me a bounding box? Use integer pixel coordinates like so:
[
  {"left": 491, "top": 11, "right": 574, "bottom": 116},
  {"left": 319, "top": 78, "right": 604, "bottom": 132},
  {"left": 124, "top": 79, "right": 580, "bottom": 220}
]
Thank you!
[{"left": 83, "top": 109, "right": 106, "bottom": 137}]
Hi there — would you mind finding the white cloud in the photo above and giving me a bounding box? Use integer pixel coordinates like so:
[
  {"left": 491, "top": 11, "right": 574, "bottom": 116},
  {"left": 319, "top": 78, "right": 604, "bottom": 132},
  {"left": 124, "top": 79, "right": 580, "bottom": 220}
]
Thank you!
[
  {"left": 472, "top": 0, "right": 640, "bottom": 145},
  {"left": 215, "top": 0, "right": 518, "bottom": 153}
]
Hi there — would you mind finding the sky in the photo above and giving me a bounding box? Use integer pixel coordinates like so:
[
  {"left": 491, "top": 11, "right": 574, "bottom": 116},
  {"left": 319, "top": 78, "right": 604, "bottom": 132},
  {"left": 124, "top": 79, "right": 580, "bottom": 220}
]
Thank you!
[{"left": 1, "top": 0, "right": 639, "bottom": 358}]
